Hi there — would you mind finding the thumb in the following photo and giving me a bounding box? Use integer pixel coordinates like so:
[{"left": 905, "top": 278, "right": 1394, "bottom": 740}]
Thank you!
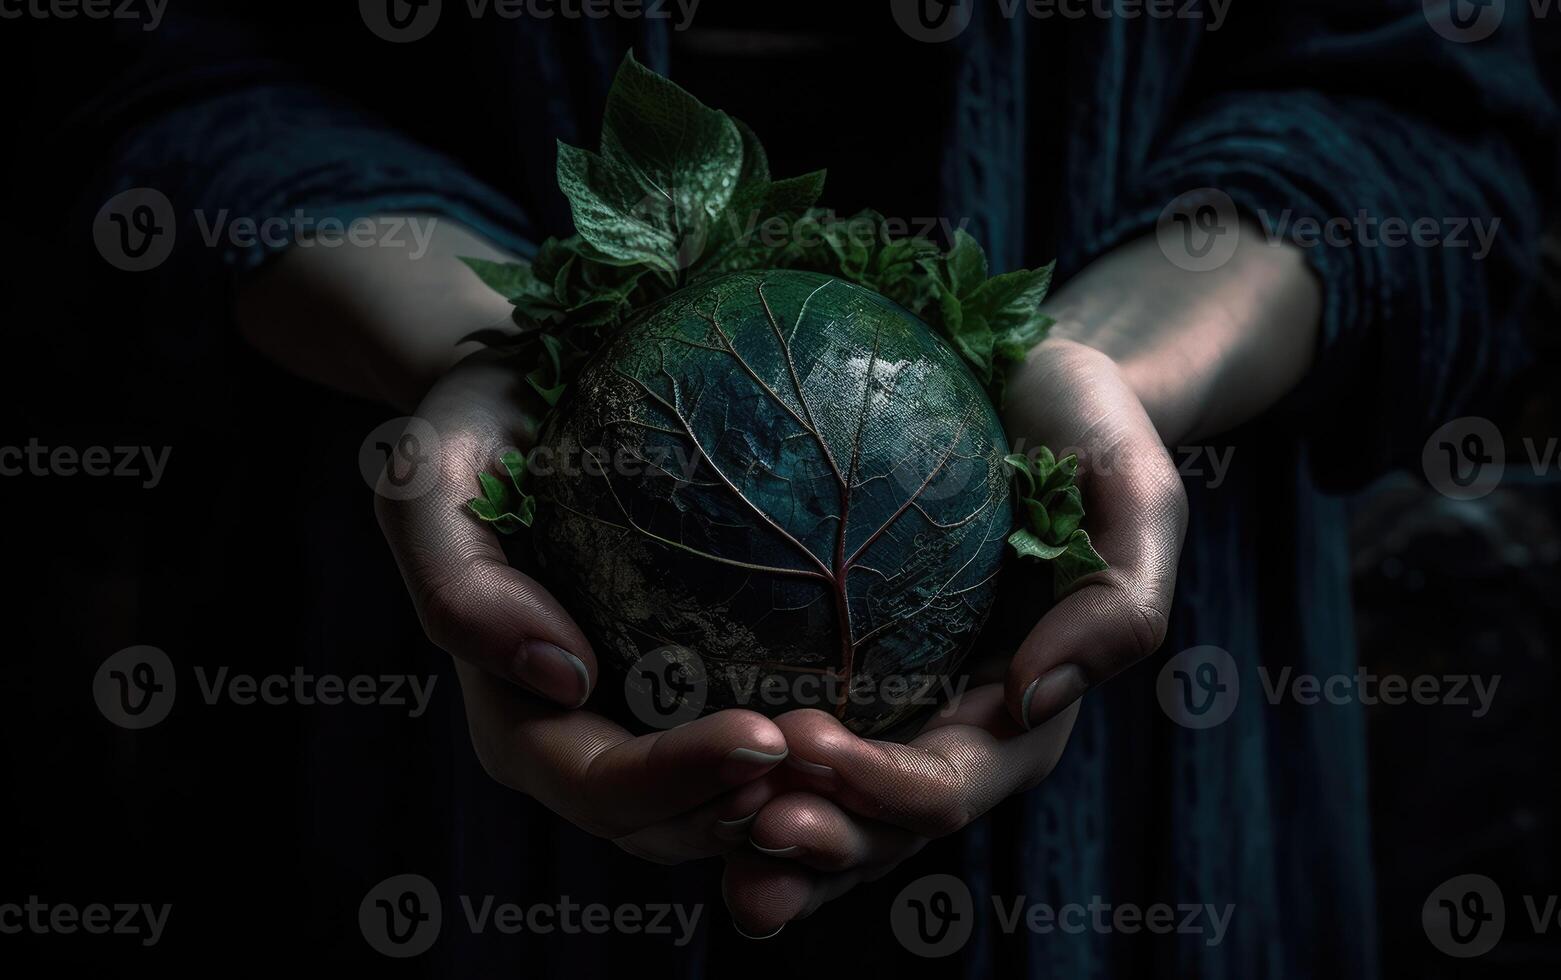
[{"left": 375, "top": 427, "right": 596, "bottom": 708}]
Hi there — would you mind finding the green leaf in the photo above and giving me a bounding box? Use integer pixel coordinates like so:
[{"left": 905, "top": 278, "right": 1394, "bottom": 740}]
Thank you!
[
  {"left": 1002, "top": 453, "right": 1036, "bottom": 496},
  {"left": 477, "top": 471, "right": 511, "bottom": 510},
  {"left": 499, "top": 450, "right": 527, "bottom": 487},
  {"left": 1004, "top": 447, "right": 1108, "bottom": 596},
  {"left": 1008, "top": 527, "right": 1069, "bottom": 561},
  {"left": 468, "top": 497, "right": 500, "bottom": 521},
  {"left": 762, "top": 170, "right": 826, "bottom": 216},
  {"left": 600, "top": 52, "right": 744, "bottom": 213},
  {"left": 527, "top": 334, "right": 570, "bottom": 406},
  {"left": 965, "top": 263, "right": 1054, "bottom": 329},
  {"left": 1051, "top": 530, "right": 1109, "bottom": 597},
  {"left": 1032, "top": 446, "right": 1057, "bottom": 486},
  {"left": 947, "top": 312, "right": 995, "bottom": 384},
  {"left": 945, "top": 229, "right": 988, "bottom": 294},
  {"left": 1045, "top": 484, "right": 1085, "bottom": 539},
  {"left": 468, "top": 454, "right": 537, "bottom": 535},
  {"left": 556, "top": 141, "right": 689, "bottom": 272},
  {"left": 994, "top": 312, "right": 1054, "bottom": 363},
  {"left": 589, "top": 51, "right": 745, "bottom": 273},
  {"left": 459, "top": 52, "right": 1061, "bottom": 447},
  {"left": 1021, "top": 496, "right": 1052, "bottom": 539},
  {"left": 1046, "top": 453, "right": 1079, "bottom": 493},
  {"left": 458, "top": 257, "right": 543, "bottom": 302},
  {"left": 731, "top": 118, "right": 771, "bottom": 191}
]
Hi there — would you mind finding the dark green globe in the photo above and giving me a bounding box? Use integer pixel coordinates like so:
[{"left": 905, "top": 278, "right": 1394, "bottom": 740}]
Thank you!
[{"left": 531, "top": 269, "right": 1012, "bottom": 736}]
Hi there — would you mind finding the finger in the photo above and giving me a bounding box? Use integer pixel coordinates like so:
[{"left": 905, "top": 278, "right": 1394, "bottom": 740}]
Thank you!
[
  {"left": 375, "top": 369, "right": 596, "bottom": 707},
  {"left": 613, "top": 777, "right": 782, "bottom": 866},
  {"left": 460, "top": 663, "right": 788, "bottom": 838},
  {"left": 919, "top": 681, "right": 1018, "bottom": 733},
  {"left": 1004, "top": 410, "right": 1187, "bottom": 729},
  {"left": 748, "top": 792, "right": 925, "bottom": 873},
  {"left": 722, "top": 853, "right": 867, "bottom": 939},
  {"left": 771, "top": 704, "right": 1077, "bottom": 838}
]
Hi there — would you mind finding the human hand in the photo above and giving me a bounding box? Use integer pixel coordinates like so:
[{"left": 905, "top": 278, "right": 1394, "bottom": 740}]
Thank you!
[
  {"left": 721, "top": 688, "right": 1078, "bottom": 936},
  {"left": 720, "top": 226, "right": 1321, "bottom": 930},
  {"left": 376, "top": 353, "right": 792, "bottom": 862}
]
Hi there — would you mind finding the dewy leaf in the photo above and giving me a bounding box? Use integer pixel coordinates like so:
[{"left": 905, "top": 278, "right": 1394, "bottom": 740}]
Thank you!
[
  {"left": 595, "top": 51, "right": 745, "bottom": 273},
  {"left": 557, "top": 141, "right": 688, "bottom": 272}
]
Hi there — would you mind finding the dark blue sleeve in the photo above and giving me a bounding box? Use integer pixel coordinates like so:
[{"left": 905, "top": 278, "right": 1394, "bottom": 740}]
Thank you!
[
  {"left": 62, "top": 15, "right": 539, "bottom": 276},
  {"left": 1087, "top": 4, "right": 1558, "bottom": 488}
]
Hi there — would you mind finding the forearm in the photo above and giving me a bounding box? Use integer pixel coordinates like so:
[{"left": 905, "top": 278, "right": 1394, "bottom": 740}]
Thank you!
[
  {"left": 1026, "top": 223, "right": 1322, "bottom": 447},
  {"left": 234, "top": 215, "right": 519, "bottom": 411}
]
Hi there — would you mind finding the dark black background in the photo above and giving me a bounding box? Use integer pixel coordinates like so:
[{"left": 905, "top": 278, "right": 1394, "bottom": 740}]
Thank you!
[{"left": 2, "top": 2, "right": 1559, "bottom": 975}]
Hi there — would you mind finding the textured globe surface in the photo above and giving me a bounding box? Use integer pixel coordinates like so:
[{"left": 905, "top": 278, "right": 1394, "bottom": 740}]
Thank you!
[{"left": 531, "top": 270, "right": 1012, "bottom": 736}]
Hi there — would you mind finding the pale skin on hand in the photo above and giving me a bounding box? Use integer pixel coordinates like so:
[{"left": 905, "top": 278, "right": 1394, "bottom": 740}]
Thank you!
[
  {"left": 234, "top": 213, "right": 1321, "bottom": 911},
  {"left": 236, "top": 215, "right": 792, "bottom": 863},
  {"left": 722, "top": 222, "right": 1321, "bottom": 936}
]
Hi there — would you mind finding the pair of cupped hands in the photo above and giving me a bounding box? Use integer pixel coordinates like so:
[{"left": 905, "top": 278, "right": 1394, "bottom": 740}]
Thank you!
[{"left": 374, "top": 326, "right": 1189, "bottom": 938}]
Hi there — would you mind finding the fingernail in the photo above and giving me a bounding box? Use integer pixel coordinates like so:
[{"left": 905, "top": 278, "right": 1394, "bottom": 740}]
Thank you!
[
  {"left": 715, "top": 811, "right": 759, "bottom": 839},
  {"left": 1023, "top": 664, "right": 1089, "bottom": 730},
  {"left": 732, "top": 918, "right": 785, "bottom": 940},
  {"left": 514, "top": 640, "right": 590, "bottom": 708},
  {"left": 751, "top": 840, "right": 803, "bottom": 858},
  {"left": 721, "top": 747, "right": 788, "bottom": 784},
  {"left": 785, "top": 755, "right": 836, "bottom": 787}
]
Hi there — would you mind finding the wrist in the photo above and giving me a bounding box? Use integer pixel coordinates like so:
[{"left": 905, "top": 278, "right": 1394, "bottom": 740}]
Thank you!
[
  {"left": 1027, "top": 224, "right": 1320, "bottom": 445},
  {"left": 235, "top": 214, "right": 520, "bottom": 411}
]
